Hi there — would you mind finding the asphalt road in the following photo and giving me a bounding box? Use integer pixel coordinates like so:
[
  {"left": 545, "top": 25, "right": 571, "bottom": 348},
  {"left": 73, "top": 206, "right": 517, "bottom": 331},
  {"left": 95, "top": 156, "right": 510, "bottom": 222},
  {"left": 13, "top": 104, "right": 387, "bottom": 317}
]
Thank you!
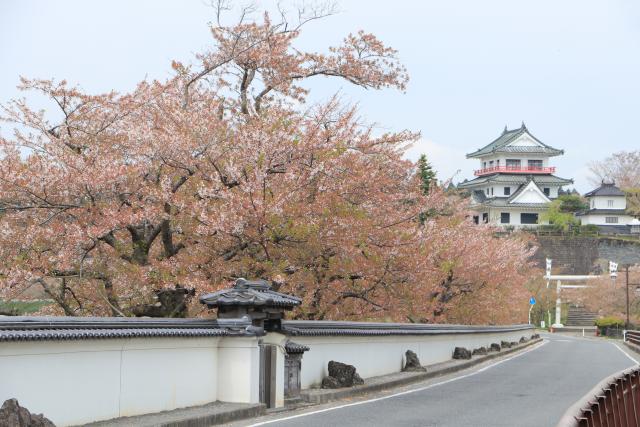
[{"left": 238, "top": 334, "right": 638, "bottom": 427}]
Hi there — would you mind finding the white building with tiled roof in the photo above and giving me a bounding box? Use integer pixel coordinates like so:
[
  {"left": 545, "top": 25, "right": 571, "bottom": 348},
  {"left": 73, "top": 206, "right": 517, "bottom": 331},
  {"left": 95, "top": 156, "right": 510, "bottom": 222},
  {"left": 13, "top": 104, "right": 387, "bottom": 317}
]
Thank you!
[
  {"left": 458, "top": 123, "right": 573, "bottom": 226},
  {"left": 576, "top": 182, "right": 635, "bottom": 230}
]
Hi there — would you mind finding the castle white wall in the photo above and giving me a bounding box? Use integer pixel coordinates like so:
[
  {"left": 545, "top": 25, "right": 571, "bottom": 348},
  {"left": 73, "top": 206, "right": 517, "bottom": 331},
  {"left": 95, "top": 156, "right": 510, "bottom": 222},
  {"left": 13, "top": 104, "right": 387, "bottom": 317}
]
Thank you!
[
  {"left": 589, "top": 196, "right": 626, "bottom": 210},
  {"left": 479, "top": 184, "right": 558, "bottom": 200},
  {"left": 478, "top": 153, "right": 550, "bottom": 170},
  {"left": 487, "top": 208, "right": 548, "bottom": 226},
  {"left": 580, "top": 214, "right": 634, "bottom": 226}
]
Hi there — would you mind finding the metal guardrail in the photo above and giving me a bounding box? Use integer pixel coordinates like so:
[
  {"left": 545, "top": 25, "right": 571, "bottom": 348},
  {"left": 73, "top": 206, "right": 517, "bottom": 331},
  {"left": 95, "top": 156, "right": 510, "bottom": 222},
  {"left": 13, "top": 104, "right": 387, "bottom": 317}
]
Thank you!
[
  {"left": 627, "top": 330, "right": 640, "bottom": 347},
  {"left": 557, "top": 360, "right": 640, "bottom": 426}
]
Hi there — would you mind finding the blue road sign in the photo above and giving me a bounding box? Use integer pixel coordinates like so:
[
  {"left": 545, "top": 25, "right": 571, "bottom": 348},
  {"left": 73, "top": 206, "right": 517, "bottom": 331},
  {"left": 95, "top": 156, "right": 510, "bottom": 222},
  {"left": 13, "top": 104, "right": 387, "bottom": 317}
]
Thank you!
[{"left": 529, "top": 296, "right": 536, "bottom": 305}]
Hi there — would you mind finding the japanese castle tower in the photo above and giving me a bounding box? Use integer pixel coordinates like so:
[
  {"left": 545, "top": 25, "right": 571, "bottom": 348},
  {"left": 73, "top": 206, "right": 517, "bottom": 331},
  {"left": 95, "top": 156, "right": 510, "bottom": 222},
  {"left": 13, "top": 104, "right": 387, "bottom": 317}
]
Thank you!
[{"left": 458, "top": 123, "right": 573, "bottom": 226}]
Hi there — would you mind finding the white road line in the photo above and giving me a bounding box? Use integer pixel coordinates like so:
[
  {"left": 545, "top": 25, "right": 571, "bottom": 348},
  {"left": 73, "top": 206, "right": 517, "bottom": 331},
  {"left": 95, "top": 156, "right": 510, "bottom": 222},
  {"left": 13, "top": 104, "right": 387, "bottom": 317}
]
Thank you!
[
  {"left": 247, "top": 340, "right": 548, "bottom": 427},
  {"left": 613, "top": 342, "right": 640, "bottom": 365}
]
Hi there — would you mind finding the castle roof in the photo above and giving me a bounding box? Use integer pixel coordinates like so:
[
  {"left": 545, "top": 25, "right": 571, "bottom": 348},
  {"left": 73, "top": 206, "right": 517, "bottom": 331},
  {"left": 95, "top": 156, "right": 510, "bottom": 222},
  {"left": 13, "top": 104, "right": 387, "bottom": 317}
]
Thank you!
[
  {"left": 466, "top": 123, "right": 564, "bottom": 159},
  {"left": 470, "top": 177, "right": 551, "bottom": 209},
  {"left": 458, "top": 173, "right": 572, "bottom": 189},
  {"left": 584, "top": 182, "right": 626, "bottom": 197}
]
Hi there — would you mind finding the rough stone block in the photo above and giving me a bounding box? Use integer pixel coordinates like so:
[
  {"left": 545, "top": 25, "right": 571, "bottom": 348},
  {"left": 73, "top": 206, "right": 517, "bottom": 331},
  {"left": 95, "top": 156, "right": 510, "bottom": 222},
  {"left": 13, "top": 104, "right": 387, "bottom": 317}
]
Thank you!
[
  {"left": 402, "top": 350, "right": 426, "bottom": 372},
  {"left": 452, "top": 347, "right": 472, "bottom": 360},
  {"left": 472, "top": 346, "right": 487, "bottom": 355},
  {"left": 0, "top": 399, "right": 55, "bottom": 427}
]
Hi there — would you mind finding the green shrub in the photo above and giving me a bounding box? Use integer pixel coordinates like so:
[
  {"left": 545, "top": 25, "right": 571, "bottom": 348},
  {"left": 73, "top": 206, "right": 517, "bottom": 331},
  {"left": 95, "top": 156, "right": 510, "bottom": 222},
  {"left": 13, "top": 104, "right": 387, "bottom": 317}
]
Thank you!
[
  {"left": 0, "top": 299, "right": 51, "bottom": 315},
  {"left": 538, "top": 224, "right": 563, "bottom": 233},
  {"left": 595, "top": 316, "right": 625, "bottom": 328},
  {"left": 579, "top": 224, "right": 599, "bottom": 235},
  {"left": 557, "top": 194, "right": 589, "bottom": 213}
]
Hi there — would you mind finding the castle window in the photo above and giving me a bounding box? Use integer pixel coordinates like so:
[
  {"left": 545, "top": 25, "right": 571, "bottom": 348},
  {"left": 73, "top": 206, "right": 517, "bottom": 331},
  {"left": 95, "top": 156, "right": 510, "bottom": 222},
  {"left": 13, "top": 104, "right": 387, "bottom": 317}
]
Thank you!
[
  {"left": 504, "top": 187, "right": 511, "bottom": 196},
  {"left": 506, "top": 159, "right": 521, "bottom": 169},
  {"left": 521, "top": 213, "right": 538, "bottom": 224},
  {"left": 543, "top": 188, "right": 550, "bottom": 197},
  {"left": 528, "top": 159, "right": 543, "bottom": 169},
  {"left": 606, "top": 217, "right": 619, "bottom": 224},
  {"left": 500, "top": 212, "right": 510, "bottom": 224},
  {"left": 608, "top": 200, "right": 614, "bottom": 207}
]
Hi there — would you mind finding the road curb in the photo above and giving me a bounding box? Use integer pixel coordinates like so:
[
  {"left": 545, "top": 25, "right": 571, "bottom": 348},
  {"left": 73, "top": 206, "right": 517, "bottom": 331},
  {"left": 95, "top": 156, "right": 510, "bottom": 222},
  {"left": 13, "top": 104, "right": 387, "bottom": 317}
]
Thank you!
[
  {"left": 83, "top": 402, "right": 266, "bottom": 427},
  {"left": 300, "top": 337, "right": 543, "bottom": 404}
]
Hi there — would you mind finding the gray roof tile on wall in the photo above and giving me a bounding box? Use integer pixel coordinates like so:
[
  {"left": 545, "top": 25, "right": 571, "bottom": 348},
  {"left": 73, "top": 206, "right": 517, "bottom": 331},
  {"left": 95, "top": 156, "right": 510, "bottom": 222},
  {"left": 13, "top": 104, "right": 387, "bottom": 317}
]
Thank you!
[
  {"left": 284, "top": 340, "right": 310, "bottom": 353},
  {"left": 0, "top": 315, "right": 254, "bottom": 341},
  {"left": 281, "top": 320, "right": 532, "bottom": 336},
  {"left": 0, "top": 327, "right": 228, "bottom": 342}
]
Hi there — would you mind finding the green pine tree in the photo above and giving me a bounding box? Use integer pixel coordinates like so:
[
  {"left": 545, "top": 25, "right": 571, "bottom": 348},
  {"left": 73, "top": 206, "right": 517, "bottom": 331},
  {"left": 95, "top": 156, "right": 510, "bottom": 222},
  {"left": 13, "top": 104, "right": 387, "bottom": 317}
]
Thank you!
[
  {"left": 417, "top": 154, "right": 437, "bottom": 224},
  {"left": 418, "top": 154, "right": 436, "bottom": 195}
]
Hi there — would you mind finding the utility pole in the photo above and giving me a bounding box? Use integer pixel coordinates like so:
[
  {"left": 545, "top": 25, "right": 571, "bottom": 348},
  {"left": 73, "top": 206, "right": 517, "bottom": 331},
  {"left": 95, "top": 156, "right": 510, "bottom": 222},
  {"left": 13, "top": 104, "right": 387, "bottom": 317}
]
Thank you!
[
  {"left": 624, "top": 265, "right": 639, "bottom": 330},
  {"left": 626, "top": 265, "right": 630, "bottom": 329}
]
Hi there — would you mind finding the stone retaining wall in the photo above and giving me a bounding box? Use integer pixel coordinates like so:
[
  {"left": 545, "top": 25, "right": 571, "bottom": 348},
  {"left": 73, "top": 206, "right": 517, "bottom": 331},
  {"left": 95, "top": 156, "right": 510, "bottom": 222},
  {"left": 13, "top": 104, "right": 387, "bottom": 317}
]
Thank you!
[{"left": 533, "top": 236, "right": 640, "bottom": 274}]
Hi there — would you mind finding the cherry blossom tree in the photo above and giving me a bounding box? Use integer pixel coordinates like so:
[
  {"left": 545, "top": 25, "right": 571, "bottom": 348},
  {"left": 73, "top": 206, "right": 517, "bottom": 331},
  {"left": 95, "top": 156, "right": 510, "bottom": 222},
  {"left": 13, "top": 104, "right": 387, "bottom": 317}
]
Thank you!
[
  {"left": 580, "top": 267, "right": 640, "bottom": 323},
  {"left": 0, "top": 4, "right": 534, "bottom": 323},
  {"left": 589, "top": 151, "right": 640, "bottom": 189}
]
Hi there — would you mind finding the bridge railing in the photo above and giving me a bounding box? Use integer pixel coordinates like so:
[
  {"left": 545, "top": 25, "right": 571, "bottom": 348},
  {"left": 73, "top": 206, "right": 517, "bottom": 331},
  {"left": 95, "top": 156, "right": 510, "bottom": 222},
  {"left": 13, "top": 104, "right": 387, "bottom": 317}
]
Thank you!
[
  {"left": 557, "top": 366, "right": 640, "bottom": 427},
  {"left": 626, "top": 330, "right": 640, "bottom": 347}
]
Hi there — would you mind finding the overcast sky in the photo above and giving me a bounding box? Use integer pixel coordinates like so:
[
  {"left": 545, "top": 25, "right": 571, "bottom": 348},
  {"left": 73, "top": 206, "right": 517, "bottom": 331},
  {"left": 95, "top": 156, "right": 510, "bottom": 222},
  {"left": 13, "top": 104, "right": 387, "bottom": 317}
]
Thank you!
[{"left": 2, "top": 0, "right": 640, "bottom": 192}]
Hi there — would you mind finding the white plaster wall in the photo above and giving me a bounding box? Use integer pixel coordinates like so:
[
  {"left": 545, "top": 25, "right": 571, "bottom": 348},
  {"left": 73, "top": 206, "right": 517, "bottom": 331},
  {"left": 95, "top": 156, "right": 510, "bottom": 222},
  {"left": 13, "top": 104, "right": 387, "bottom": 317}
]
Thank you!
[
  {"left": 292, "top": 329, "right": 532, "bottom": 389},
  {"left": 217, "top": 337, "right": 260, "bottom": 404},
  {"left": 0, "top": 340, "right": 123, "bottom": 426},
  {"left": 591, "top": 196, "right": 626, "bottom": 210},
  {"left": 0, "top": 336, "right": 264, "bottom": 426},
  {"left": 479, "top": 153, "right": 550, "bottom": 169},
  {"left": 580, "top": 214, "right": 633, "bottom": 226},
  {"left": 119, "top": 339, "right": 220, "bottom": 418},
  {"left": 489, "top": 208, "right": 548, "bottom": 226}
]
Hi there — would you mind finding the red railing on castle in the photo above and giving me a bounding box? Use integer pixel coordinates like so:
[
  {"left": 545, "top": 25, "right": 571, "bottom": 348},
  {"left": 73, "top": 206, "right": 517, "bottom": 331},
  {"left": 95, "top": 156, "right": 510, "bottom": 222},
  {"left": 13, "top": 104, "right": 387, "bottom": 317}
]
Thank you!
[{"left": 474, "top": 166, "right": 556, "bottom": 176}]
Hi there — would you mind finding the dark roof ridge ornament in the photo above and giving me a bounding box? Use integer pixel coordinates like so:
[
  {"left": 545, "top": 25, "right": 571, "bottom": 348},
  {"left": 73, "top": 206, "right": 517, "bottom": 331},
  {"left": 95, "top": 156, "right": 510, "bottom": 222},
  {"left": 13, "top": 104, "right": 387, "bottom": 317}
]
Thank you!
[
  {"left": 234, "top": 277, "right": 270, "bottom": 290},
  {"left": 503, "top": 125, "right": 508, "bottom": 134},
  {"left": 521, "top": 121, "right": 527, "bottom": 131}
]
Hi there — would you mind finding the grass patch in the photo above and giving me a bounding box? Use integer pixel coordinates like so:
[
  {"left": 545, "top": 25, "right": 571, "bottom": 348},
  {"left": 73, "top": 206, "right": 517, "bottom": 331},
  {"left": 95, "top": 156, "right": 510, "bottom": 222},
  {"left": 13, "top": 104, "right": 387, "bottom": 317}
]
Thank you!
[{"left": 0, "top": 299, "right": 52, "bottom": 315}]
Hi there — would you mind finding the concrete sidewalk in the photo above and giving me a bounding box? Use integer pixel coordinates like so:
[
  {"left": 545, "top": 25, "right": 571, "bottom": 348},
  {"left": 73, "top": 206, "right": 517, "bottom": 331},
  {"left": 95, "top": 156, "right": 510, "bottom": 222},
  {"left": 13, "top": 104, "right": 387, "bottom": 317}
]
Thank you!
[{"left": 83, "top": 402, "right": 265, "bottom": 427}]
